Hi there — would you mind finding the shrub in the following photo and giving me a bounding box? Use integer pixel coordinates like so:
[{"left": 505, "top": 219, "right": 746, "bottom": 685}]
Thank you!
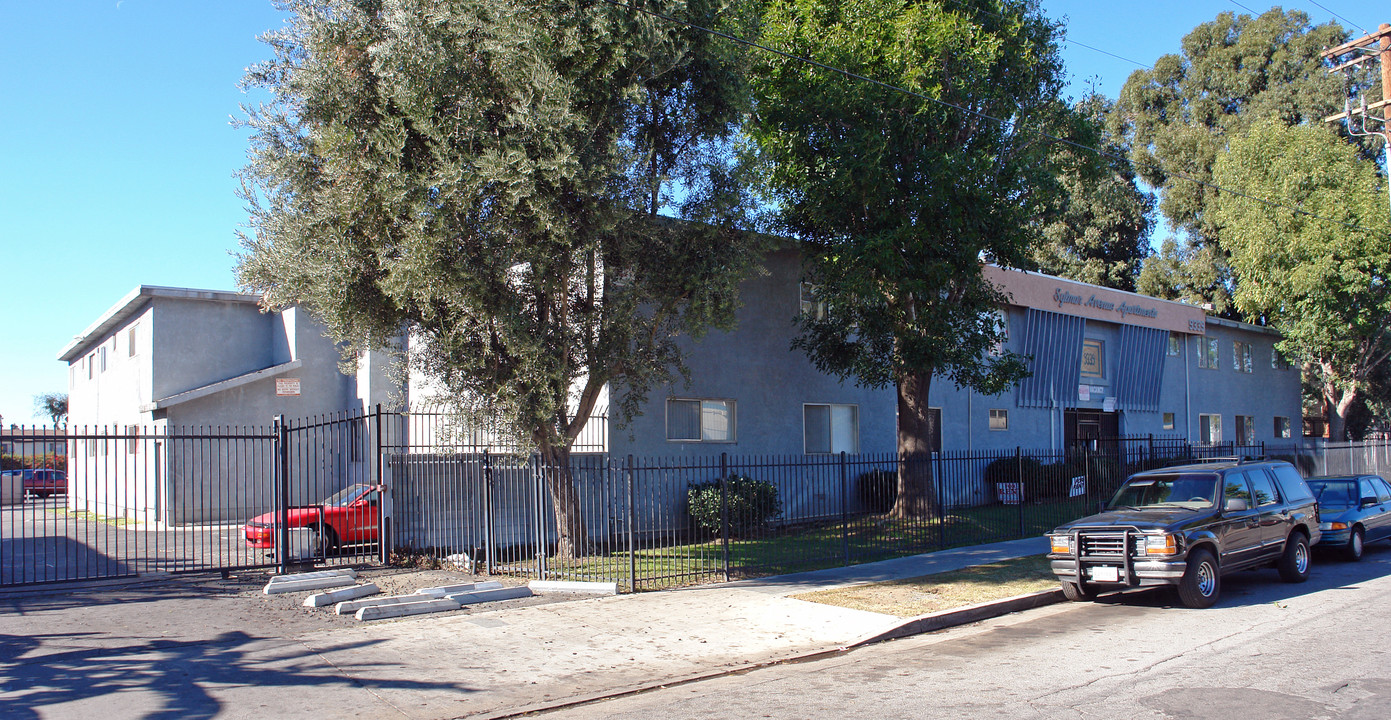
[
  {"left": 856, "top": 469, "right": 897, "bottom": 513},
  {"left": 983, "top": 456, "right": 1043, "bottom": 487},
  {"left": 687, "top": 474, "right": 782, "bottom": 537}
]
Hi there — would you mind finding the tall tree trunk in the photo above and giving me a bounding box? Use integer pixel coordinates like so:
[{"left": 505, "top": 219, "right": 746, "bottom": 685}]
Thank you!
[
  {"left": 538, "top": 442, "right": 589, "bottom": 559},
  {"left": 1324, "top": 379, "right": 1358, "bottom": 442},
  {"left": 891, "top": 370, "right": 937, "bottom": 519}
]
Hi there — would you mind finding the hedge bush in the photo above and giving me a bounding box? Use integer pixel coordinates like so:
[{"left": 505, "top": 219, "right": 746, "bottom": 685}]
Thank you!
[
  {"left": 687, "top": 474, "right": 782, "bottom": 537},
  {"left": 856, "top": 469, "right": 898, "bottom": 513}
]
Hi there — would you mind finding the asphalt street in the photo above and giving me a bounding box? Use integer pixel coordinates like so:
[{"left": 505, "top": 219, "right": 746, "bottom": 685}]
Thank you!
[{"left": 549, "top": 544, "right": 1391, "bottom": 719}]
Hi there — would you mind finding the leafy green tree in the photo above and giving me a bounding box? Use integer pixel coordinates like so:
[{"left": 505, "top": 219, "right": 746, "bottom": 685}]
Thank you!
[
  {"left": 33, "top": 393, "right": 67, "bottom": 428},
  {"left": 1032, "top": 95, "right": 1153, "bottom": 292},
  {"left": 1212, "top": 120, "right": 1391, "bottom": 441},
  {"left": 236, "top": 0, "right": 766, "bottom": 557},
  {"left": 748, "top": 0, "right": 1067, "bottom": 517},
  {"left": 1111, "top": 8, "right": 1371, "bottom": 313}
]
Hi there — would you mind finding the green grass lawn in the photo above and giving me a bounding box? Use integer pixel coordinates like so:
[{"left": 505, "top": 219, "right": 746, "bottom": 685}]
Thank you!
[{"left": 518, "top": 496, "right": 1096, "bottom": 590}]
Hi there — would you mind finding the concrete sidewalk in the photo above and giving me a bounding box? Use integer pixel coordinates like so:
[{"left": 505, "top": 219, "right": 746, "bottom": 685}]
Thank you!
[{"left": 0, "top": 537, "right": 1050, "bottom": 720}]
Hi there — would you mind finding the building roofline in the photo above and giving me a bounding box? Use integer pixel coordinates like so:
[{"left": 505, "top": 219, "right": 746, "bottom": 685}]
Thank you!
[
  {"left": 1204, "top": 314, "right": 1282, "bottom": 337},
  {"left": 57, "top": 286, "right": 262, "bottom": 362}
]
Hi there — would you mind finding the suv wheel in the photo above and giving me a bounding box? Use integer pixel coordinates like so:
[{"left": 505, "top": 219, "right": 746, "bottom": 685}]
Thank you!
[
  {"left": 1345, "top": 527, "right": 1365, "bottom": 562},
  {"left": 1177, "top": 548, "right": 1220, "bottom": 609},
  {"left": 1278, "top": 532, "right": 1311, "bottom": 583},
  {"left": 1060, "top": 581, "right": 1096, "bottom": 602}
]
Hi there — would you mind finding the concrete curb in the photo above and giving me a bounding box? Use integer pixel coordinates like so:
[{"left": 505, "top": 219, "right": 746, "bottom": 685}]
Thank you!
[
  {"left": 355, "top": 597, "right": 461, "bottom": 621},
  {"left": 303, "top": 583, "right": 380, "bottom": 607},
  {"left": 529, "top": 580, "right": 620, "bottom": 595},
  {"left": 845, "top": 588, "right": 1066, "bottom": 648},
  {"left": 415, "top": 581, "right": 503, "bottom": 597},
  {"left": 476, "top": 587, "right": 1067, "bottom": 720}
]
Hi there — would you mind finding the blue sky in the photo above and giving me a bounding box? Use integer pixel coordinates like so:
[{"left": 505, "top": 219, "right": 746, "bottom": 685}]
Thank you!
[{"left": 0, "top": 0, "right": 1379, "bottom": 426}]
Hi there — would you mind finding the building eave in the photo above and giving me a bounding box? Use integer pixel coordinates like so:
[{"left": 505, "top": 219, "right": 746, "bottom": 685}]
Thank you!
[{"left": 138, "top": 359, "right": 304, "bottom": 414}]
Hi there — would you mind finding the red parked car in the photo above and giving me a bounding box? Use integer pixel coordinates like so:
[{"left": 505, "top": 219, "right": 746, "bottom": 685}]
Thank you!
[{"left": 243, "top": 483, "right": 380, "bottom": 554}]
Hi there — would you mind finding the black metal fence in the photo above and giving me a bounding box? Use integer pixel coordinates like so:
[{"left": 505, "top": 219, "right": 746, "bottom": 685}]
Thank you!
[
  {"left": 1, "top": 410, "right": 1371, "bottom": 591},
  {"left": 385, "top": 435, "right": 1282, "bottom": 591}
]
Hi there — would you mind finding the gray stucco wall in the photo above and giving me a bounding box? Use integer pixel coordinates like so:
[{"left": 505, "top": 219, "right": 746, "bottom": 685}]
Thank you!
[{"left": 609, "top": 248, "right": 896, "bottom": 460}]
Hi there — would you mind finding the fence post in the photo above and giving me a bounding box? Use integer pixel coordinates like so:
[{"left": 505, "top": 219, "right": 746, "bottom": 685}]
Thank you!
[
  {"left": 720, "top": 452, "right": 730, "bottom": 583},
  {"left": 839, "top": 452, "right": 849, "bottom": 565},
  {"left": 533, "top": 453, "right": 546, "bottom": 579},
  {"left": 1016, "top": 447, "right": 1024, "bottom": 538},
  {"left": 274, "top": 415, "right": 290, "bottom": 576},
  {"left": 935, "top": 452, "right": 946, "bottom": 551},
  {"left": 626, "top": 455, "right": 637, "bottom": 593},
  {"left": 483, "top": 450, "right": 495, "bottom": 575},
  {"left": 376, "top": 403, "right": 389, "bottom": 565}
]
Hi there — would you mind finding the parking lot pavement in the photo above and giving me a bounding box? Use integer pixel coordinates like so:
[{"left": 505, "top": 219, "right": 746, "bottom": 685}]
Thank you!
[{"left": 0, "top": 538, "right": 1048, "bottom": 720}]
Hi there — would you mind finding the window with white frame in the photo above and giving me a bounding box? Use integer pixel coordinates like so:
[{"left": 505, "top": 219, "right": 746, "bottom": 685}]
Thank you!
[
  {"left": 1235, "top": 415, "right": 1255, "bottom": 444},
  {"left": 1197, "top": 336, "right": 1219, "bottom": 369},
  {"left": 1274, "top": 416, "right": 1291, "bottom": 439},
  {"left": 1199, "top": 413, "right": 1222, "bottom": 443},
  {"left": 1232, "top": 341, "right": 1252, "bottom": 373},
  {"left": 666, "top": 398, "right": 736, "bottom": 443},
  {"left": 799, "top": 282, "right": 826, "bottom": 321},
  {"left": 1168, "top": 333, "right": 1182, "bottom": 356},
  {"left": 803, "top": 404, "right": 859, "bottom": 454},
  {"left": 989, "top": 408, "right": 1009, "bottom": 431}
]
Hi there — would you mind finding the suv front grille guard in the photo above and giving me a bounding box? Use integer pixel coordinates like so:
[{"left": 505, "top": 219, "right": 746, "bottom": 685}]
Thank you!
[{"left": 1070, "top": 527, "right": 1140, "bottom": 586}]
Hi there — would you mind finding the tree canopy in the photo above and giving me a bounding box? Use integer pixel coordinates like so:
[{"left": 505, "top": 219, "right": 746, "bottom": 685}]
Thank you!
[
  {"left": 1212, "top": 120, "right": 1391, "bottom": 441},
  {"left": 748, "top": 0, "right": 1068, "bottom": 516},
  {"left": 236, "top": 0, "right": 767, "bottom": 555},
  {"left": 1031, "top": 95, "right": 1153, "bottom": 292},
  {"left": 32, "top": 393, "right": 67, "bottom": 428},
  {"left": 1112, "top": 8, "right": 1367, "bottom": 313}
]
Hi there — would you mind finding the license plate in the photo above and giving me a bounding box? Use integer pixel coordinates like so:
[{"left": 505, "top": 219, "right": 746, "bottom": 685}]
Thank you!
[{"left": 1090, "top": 566, "right": 1119, "bottom": 582}]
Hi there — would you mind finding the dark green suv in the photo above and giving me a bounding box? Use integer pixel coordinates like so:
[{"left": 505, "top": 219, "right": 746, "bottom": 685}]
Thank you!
[{"left": 1046, "top": 459, "right": 1321, "bottom": 609}]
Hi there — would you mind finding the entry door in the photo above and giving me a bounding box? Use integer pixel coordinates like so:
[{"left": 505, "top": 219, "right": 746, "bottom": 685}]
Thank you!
[{"left": 1065, "top": 409, "right": 1121, "bottom": 452}]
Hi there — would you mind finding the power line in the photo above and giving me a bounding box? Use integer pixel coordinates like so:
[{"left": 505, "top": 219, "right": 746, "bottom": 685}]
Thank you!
[
  {"left": 1307, "top": 0, "right": 1369, "bottom": 35},
  {"left": 1226, "top": 0, "right": 1258, "bottom": 15},
  {"left": 1064, "top": 37, "right": 1149, "bottom": 71},
  {"left": 595, "top": 0, "right": 1380, "bottom": 236}
]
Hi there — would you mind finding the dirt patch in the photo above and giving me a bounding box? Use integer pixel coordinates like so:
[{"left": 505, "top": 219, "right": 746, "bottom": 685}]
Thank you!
[{"left": 791, "top": 554, "right": 1056, "bottom": 617}]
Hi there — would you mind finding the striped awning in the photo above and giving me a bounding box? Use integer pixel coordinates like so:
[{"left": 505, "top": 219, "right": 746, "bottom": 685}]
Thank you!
[
  {"left": 1016, "top": 309, "right": 1085, "bottom": 408},
  {"left": 1115, "top": 325, "right": 1167, "bottom": 412}
]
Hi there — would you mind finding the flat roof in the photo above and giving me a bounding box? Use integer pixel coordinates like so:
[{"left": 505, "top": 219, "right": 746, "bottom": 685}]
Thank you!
[{"left": 57, "top": 286, "right": 261, "bottom": 362}]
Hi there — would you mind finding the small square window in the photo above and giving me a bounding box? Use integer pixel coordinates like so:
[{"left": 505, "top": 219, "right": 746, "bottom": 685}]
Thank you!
[
  {"left": 1162, "top": 412, "right": 1175, "bottom": 431},
  {"left": 667, "top": 398, "right": 736, "bottom": 443},
  {"left": 1274, "top": 416, "right": 1291, "bottom": 439},
  {"left": 1235, "top": 415, "right": 1255, "bottom": 444},
  {"left": 1167, "top": 333, "right": 1182, "bottom": 356},
  {"left": 989, "top": 409, "right": 1008, "bottom": 431},
  {"left": 1271, "top": 348, "right": 1290, "bottom": 370},
  {"left": 803, "top": 404, "right": 859, "bottom": 454}
]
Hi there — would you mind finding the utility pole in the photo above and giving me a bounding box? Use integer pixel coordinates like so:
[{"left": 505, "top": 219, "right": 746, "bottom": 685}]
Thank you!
[{"left": 1321, "top": 23, "right": 1391, "bottom": 216}]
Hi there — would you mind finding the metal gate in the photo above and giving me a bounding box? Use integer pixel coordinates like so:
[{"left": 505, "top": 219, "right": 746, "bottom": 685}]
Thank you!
[{"left": 0, "top": 410, "right": 385, "bottom": 588}]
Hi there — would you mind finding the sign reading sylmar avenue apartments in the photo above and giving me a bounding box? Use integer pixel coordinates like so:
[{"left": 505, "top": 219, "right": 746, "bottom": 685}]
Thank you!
[{"left": 982, "top": 265, "right": 1207, "bottom": 336}]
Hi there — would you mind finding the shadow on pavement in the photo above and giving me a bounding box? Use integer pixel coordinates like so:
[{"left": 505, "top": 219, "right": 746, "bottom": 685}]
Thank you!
[{"left": 0, "top": 629, "right": 471, "bottom": 720}]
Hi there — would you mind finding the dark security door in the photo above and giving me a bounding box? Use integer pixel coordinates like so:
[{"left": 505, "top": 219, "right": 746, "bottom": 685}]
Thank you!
[{"left": 1065, "top": 409, "right": 1120, "bottom": 452}]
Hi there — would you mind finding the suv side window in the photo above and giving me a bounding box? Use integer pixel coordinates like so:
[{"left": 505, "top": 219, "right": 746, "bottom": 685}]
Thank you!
[
  {"left": 1224, "top": 473, "right": 1254, "bottom": 505},
  {"left": 1270, "top": 464, "right": 1314, "bottom": 503},
  {"left": 1248, "top": 470, "right": 1280, "bottom": 506}
]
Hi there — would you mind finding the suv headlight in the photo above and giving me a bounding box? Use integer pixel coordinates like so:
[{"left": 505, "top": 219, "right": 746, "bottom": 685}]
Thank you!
[
  {"left": 1144, "top": 534, "right": 1179, "bottom": 556},
  {"left": 1049, "top": 534, "right": 1074, "bottom": 554}
]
